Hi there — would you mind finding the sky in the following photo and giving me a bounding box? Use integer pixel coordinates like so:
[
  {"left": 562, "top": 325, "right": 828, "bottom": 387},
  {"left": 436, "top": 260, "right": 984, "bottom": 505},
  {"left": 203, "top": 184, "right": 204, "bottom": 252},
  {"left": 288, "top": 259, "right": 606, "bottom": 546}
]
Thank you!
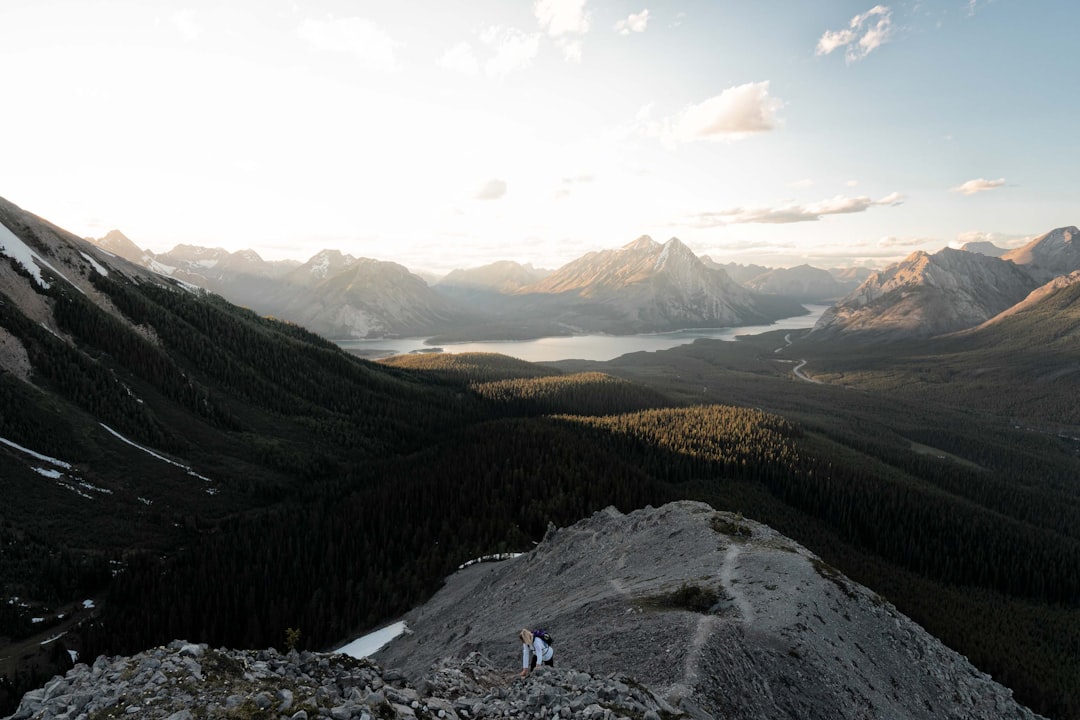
[{"left": 1, "top": 1, "right": 1077, "bottom": 275}]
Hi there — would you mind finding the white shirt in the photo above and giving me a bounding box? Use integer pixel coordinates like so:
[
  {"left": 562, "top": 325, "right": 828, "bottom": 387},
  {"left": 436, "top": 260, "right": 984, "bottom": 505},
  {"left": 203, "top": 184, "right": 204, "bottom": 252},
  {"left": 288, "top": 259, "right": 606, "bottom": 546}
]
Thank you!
[{"left": 522, "top": 636, "right": 553, "bottom": 668}]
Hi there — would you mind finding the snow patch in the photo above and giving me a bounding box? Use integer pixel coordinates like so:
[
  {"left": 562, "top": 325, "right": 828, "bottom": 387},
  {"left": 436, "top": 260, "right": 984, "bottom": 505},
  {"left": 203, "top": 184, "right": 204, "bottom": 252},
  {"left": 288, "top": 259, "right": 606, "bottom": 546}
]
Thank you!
[
  {"left": 0, "top": 221, "right": 82, "bottom": 291},
  {"left": 31, "top": 467, "right": 63, "bottom": 479},
  {"left": 0, "top": 436, "right": 73, "bottom": 469},
  {"left": 79, "top": 251, "right": 109, "bottom": 276},
  {"left": 83, "top": 599, "right": 96, "bottom": 609},
  {"left": 336, "top": 621, "right": 408, "bottom": 659},
  {"left": 99, "top": 423, "right": 215, "bottom": 484},
  {"left": 40, "top": 631, "right": 67, "bottom": 646}
]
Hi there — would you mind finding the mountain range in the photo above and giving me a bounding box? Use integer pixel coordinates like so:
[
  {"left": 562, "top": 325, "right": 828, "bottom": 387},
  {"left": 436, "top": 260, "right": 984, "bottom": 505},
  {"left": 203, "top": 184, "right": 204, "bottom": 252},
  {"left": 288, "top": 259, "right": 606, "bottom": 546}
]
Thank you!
[
  {"left": 86, "top": 233, "right": 814, "bottom": 340},
  {"left": 812, "top": 226, "right": 1080, "bottom": 341},
  {"left": 3, "top": 195, "right": 1080, "bottom": 719}
]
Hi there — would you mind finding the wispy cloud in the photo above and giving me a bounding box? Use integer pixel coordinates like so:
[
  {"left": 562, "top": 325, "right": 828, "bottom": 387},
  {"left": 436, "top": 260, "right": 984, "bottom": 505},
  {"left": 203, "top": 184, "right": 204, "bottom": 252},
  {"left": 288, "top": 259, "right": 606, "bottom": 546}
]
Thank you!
[
  {"left": 298, "top": 17, "right": 398, "bottom": 71},
  {"left": 685, "top": 192, "right": 904, "bottom": 227},
  {"left": 170, "top": 9, "right": 201, "bottom": 41},
  {"left": 615, "top": 9, "right": 650, "bottom": 35},
  {"left": 480, "top": 26, "right": 541, "bottom": 77},
  {"left": 951, "top": 177, "right": 1006, "bottom": 195},
  {"left": 816, "top": 6, "right": 893, "bottom": 63},
  {"left": 474, "top": 179, "right": 508, "bottom": 200},
  {"left": 654, "top": 81, "right": 783, "bottom": 145},
  {"left": 535, "top": 0, "right": 591, "bottom": 61},
  {"left": 438, "top": 42, "right": 479, "bottom": 76}
]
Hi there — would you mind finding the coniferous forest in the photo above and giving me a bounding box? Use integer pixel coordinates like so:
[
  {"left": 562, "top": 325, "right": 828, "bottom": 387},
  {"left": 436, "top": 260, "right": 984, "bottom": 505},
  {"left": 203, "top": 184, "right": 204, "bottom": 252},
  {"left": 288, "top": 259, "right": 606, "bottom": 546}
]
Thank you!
[{"left": 2, "top": 239, "right": 1080, "bottom": 719}]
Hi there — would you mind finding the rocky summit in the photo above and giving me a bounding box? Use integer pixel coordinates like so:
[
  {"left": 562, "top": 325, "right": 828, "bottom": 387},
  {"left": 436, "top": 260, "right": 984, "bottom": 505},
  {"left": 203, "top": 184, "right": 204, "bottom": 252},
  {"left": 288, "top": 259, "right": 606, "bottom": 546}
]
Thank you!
[{"left": 4, "top": 503, "right": 1046, "bottom": 720}]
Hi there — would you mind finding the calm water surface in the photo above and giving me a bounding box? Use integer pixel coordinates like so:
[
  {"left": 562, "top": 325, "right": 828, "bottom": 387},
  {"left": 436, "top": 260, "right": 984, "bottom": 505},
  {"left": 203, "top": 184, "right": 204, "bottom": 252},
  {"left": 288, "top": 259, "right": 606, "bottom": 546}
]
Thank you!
[{"left": 336, "top": 305, "right": 828, "bottom": 363}]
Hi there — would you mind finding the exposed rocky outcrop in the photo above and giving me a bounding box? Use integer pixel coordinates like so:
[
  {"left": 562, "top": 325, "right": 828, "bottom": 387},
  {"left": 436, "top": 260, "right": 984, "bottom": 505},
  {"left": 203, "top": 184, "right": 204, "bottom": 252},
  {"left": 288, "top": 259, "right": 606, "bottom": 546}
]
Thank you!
[
  {"left": 376, "top": 502, "right": 1043, "bottom": 720},
  {"left": 4, "top": 641, "right": 683, "bottom": 720},
  {"left": 3, "top": 503, "right": 1045, "bottom": 720}
]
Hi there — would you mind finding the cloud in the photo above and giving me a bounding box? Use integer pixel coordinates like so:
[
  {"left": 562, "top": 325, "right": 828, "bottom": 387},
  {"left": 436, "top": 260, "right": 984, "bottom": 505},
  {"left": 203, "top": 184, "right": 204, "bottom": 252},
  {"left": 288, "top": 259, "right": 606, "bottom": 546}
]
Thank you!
[
  {"left": 661, "top": 81, "right": 783, "bottom": 143},
  {"left": 170, "top": 10, "right": 201, "bottom": 41},
  {"left": 789, "top": 178, "right": 814, "bottom": 189},
  {"left": 474, "top": 179, "right": 508, "bottom": 200},
  {"left": 816, "top": 5, "right": 893, "bottom": 63},
  {"left": 535, "top": 0, "right": 590, "bottom": 61},
  {"left": 615, "top": 9, "right": 650, "bottom": 35},
  {"left": 439, "top": 42, "right": 479, "bottom": 76},
  {"left": 481, "top": 26, "right": 541, "bottom": 77},
  {"left": 685, "top": 192, "right": 905, "bottom": 227},
  {"left": 298, "top": 17, "right": 398, "bottom": 71},
  {"left": 535, "top": 0, "right": 590, "bottom": 36},
  {"left": 876, "top": 235, "right": 937, "bottom": 249},
  {"left": 954, "top": 230, "right": 1031, "bottom": 249},
  {"left": 951, "top": 177, "right": 1006, "bottom": 195},
  {"left": 554, "top": 174, "right": 594, "bottom": 199}
]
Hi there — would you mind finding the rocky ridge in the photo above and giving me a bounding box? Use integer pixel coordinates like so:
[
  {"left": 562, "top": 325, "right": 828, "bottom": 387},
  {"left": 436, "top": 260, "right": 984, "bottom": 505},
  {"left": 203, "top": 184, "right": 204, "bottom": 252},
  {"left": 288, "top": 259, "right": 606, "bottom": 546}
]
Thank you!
[
  {"left": 4, "top": 641, "right": 680, "bottom": 720},
  {"left": 3, "top": 503, "right": 1045, "bottom": 720}
]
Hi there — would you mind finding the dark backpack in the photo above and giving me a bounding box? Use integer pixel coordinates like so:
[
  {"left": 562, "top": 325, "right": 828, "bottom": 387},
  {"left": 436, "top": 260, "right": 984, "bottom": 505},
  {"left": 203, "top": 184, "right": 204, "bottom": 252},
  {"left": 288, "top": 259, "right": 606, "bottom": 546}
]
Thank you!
[{"left": 533, "top": 629, "right": 554, "bottom": 646}]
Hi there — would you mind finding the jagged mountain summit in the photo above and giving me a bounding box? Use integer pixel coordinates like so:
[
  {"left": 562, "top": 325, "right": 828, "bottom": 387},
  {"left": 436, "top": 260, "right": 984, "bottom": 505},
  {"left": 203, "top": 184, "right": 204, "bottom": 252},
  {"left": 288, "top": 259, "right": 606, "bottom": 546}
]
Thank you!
[
  {"left": 811, "top": 247, "right": 1038, "bottom": 341},
  {"left": 375, "top": 502, "right": 1042, "bottom": 720},
  {"left": 511, "top": 236, "right": 804, "bottom": 333},
  {"left": 1002, "top": 226, "right": 1080, "bottom": 283}
]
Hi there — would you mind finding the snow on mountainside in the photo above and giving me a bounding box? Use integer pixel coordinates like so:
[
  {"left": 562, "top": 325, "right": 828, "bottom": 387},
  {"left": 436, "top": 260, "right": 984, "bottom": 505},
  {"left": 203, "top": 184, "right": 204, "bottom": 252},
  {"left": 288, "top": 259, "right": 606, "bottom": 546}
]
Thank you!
[
  {"left": 516, "top": 236, "right": 804, "bottom": 332},
  {"left": 1002, "top": 226, "right": 1080, "bottom": 282},
  {"left": 811, "top": 247, "right": 1038, "bottom": 341}
]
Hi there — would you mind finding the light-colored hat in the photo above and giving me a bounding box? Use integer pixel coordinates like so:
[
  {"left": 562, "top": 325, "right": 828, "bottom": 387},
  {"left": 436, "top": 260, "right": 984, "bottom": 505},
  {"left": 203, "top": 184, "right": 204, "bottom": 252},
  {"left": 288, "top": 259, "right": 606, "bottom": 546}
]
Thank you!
[{"left": 520, "top": 629, "right": 533, "bottom": 645}]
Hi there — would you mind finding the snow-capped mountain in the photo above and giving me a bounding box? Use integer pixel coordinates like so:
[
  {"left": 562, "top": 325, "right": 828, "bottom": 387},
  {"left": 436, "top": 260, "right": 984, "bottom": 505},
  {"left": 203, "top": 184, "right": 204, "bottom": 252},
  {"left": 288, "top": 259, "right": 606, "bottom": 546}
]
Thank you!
[
  {"left": 1002, "top": 226, "right": 1080, "bottom": 282},
  {"left": 812, "top": 247, "right": 1038, "bottom": 341},
  {"left": 515, "top": 236, "right": 804, "bottom": 333}
]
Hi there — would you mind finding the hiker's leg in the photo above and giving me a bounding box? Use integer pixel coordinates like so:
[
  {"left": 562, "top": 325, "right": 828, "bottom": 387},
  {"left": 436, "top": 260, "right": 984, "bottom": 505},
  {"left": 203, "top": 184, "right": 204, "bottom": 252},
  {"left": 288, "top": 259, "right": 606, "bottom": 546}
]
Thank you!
[{"left": 530, "top": 655, "right": 537, "bottom": 671}]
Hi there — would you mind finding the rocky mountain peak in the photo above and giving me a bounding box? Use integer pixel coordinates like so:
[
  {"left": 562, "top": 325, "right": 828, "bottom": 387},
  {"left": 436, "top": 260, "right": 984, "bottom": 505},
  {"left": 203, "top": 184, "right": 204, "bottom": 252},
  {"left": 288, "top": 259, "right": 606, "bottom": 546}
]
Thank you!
[
  {"left": 811, "top": 247, "right": 1038, "bottom": 341},
  {"left": 623, "top": 235, "right": 660, "bottom": 252},
  {"left": 1003, "top": 225, "right": 1080, "bottom": 282},
  {"left": 960, "top": 240, "right": 1008, "bottom": 257}
]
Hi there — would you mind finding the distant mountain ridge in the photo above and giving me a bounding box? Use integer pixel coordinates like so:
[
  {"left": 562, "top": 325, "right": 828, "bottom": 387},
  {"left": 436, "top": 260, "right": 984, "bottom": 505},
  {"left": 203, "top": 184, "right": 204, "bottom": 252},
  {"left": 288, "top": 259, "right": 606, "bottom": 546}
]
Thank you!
[
  {"left": 811, "top": 227, "right": 1080, "bottom": 341},
  {"left": 91, "top": 232, "right": 807, "bottom": 340}
]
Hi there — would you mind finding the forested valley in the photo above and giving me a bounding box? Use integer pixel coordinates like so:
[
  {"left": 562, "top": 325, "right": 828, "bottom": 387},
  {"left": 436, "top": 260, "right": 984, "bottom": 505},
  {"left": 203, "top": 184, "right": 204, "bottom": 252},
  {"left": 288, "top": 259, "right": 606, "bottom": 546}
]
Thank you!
[{"left": 2, "top": 252, "right": 1079, "bottom": 719}]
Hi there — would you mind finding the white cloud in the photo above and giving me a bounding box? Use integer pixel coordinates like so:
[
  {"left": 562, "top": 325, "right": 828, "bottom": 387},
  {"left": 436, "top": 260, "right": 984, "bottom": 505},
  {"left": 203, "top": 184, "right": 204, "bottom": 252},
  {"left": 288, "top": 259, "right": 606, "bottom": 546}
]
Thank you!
[
  {"left": 615, "top": 9, "right": 650, "bottom": 35},
  {"left": 475, "top": 178, "right": 508, "bottom": 200},
  {"left": 789, "top": 178, "right": 814, "bottom": 189},
  {"left": 481, "top": 27, "right": 541, "bottom": 77},
  {"left": 439, "top": 42, "right": 479, "bottom": 76},
  {"left": 951, "top": 177, "right": 1006, "bottom": 195},
  {"left": 298, "top": 17, "right": 398, "bottom": 71},
  {"left": 685, "top": 192, "right": 905, "bottom": 226},
  {"left": 535, "top": 0, "right": 591, "bottom": 36},
  {"left": 816, "top": 6, "right": 893, "bottom": 63},
  {"left": 170, "top": 10, "right": 201, "bottom": 41},
  {"left": 535, "top": 0, "right": 590, "bottom": 61},
  {"left": 662, "top": 82, "right": 783, "bottom": 143}
]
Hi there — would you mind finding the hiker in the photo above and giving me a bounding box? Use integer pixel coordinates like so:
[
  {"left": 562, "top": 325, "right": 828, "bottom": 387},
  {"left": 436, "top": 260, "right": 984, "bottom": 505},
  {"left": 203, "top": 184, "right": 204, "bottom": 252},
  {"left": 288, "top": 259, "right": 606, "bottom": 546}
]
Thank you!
[{"left": 519, "top": 628, "right": 554, "bottom": 677}]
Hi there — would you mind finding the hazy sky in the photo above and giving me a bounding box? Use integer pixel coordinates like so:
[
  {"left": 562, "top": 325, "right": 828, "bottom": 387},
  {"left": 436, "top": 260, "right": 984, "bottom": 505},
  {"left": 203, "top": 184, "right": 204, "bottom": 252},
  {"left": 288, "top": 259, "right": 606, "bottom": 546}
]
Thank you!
[{"left": 1, "top": 1, "right": 1076, "bottom": 274}]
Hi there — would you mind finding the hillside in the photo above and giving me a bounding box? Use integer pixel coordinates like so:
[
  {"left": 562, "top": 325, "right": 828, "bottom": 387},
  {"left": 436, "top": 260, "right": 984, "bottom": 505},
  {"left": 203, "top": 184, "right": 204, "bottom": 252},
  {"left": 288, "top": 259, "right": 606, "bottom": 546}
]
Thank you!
[
  {"left": 8, "top": 503, "right": 1046, "bottom": 720},
  {"left": 1002, "top": 226, "right": 1080, "bottom": 282},
  {"left": 377, "top": 502, "right": 1043, "bottom": 720}
]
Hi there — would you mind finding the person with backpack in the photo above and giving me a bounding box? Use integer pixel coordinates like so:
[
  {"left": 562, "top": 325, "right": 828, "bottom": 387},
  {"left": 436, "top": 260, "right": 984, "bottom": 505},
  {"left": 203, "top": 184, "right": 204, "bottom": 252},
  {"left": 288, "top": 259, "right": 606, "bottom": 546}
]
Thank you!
[{"left": 519, "top": 628, "right": 554, "bottom": 677}]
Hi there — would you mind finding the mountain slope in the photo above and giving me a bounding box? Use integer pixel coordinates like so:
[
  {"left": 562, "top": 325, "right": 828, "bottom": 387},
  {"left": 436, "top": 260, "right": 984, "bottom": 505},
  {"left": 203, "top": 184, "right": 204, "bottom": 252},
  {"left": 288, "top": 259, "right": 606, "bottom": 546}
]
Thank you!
[
  {"left": 811, "top": 247, "right": 1037, "bottom": 341},
  {"left": 377, "top": 502, "right": 1044, "bottom": 720},
  {"left": 515, "top": 236, "right": 804, "bottom": 333},
  {"left": 743, "top": 263, "right": 845, "bottom": 301},
  {"left": 1002, "top": 226, "right": 1080, "bottom": 282}
]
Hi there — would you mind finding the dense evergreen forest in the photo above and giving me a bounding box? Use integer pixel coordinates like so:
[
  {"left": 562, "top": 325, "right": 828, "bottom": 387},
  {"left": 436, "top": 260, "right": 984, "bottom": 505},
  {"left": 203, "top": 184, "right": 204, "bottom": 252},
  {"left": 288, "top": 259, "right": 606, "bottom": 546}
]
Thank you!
[{"left": 2, "top": 241, "right": 1080, "bottom": 719}]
